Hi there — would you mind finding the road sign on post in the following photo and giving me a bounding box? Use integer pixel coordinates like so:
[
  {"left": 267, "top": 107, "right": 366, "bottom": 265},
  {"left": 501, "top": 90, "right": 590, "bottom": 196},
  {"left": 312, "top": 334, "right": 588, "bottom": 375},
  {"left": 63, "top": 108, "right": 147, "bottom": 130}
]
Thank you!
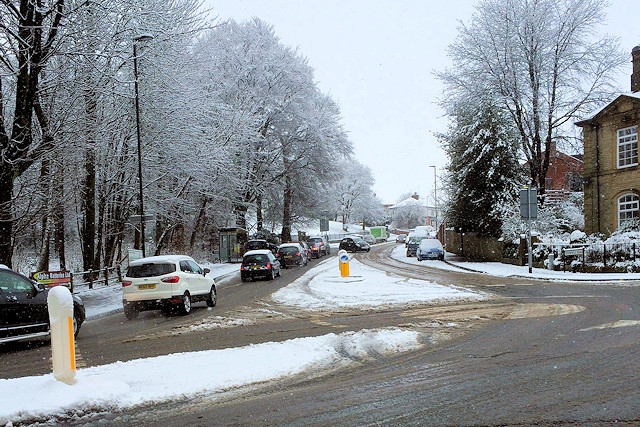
[
  {"left": 520, "top": 187, "right": 538, "bottom": 220},
  {"left": 320, "top": 218, "right": 329, "bottom": 232},
  {"left": 520, "top": 186, "right": 538, "bottom": 274}
]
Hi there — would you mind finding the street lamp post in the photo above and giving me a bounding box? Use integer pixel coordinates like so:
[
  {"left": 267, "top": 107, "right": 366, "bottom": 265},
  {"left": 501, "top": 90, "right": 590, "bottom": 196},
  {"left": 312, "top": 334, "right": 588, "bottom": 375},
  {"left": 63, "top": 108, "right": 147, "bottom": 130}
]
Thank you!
[
  {"left": 133, "top": 34, "right": 153, "bottom": 257},
  {"left": 429, "top": 165, "right": 438, "bottom": 234}
]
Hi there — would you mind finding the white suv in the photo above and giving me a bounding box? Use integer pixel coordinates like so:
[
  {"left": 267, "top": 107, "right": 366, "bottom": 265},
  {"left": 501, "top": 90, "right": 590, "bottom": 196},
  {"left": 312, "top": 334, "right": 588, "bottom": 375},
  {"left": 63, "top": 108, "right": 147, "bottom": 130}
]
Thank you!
[{"left": 122, "top": 255, "right": 217, "bottom": 319}]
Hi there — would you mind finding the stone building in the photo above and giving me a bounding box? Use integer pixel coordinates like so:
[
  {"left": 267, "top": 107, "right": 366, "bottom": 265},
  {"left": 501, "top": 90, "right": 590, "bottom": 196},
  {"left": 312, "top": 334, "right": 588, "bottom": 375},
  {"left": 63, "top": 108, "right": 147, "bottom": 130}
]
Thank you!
[{"left": 575, "top": 46, "right": 640, "bottom": 235}]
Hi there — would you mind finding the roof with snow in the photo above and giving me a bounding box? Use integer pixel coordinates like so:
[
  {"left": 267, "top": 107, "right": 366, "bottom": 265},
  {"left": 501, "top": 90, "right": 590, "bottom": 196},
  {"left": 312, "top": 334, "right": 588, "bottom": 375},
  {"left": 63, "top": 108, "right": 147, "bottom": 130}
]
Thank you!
[{"left": 575, "top": 92, "right": 640, "bottom": 126}]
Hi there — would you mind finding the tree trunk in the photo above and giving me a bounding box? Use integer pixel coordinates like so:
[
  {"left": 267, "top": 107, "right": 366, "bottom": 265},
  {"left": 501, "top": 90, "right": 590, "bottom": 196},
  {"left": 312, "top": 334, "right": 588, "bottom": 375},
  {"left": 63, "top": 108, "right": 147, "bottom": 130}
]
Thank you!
[
  {"left": 281, "top": 176, "right": 293, "bottom": 243},
  {"left": 0, "top": 169, "right": 13, "bottom": 267},
  {"left": 256, "top": 194, "right": 263, "bottom": 231},
  {"left": 53, "top": 163, "right": 66, "bottom": 270}
]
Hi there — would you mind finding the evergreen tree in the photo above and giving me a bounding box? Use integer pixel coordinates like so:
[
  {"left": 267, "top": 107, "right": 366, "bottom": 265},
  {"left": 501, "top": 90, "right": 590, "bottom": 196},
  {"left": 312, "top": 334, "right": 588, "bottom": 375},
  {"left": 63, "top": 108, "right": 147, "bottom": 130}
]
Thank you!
[{"left": 438, "top": 99, "right": 524, "bottom": 236}]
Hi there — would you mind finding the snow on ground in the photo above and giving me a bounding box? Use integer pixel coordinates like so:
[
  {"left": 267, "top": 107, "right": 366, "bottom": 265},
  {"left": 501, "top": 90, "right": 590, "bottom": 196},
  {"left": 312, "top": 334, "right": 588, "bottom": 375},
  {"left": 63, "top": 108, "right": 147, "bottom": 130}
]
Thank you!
[
  {"left": 3, "top": 241, "right": 638, "bottom": 425},
  {"left": 272, "top": 256, "right": 488, "bottom": 309},
  {"left": 389, "top": 244, "right": 640, "bottom": 282},
  {"left": 0, "top": 251, "right": 481, "bottom": 425}
]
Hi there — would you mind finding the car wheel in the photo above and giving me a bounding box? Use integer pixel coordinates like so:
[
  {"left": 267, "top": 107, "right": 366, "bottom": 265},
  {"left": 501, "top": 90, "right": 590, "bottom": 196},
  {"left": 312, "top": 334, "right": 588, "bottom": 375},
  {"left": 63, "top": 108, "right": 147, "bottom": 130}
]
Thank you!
[
  {"left": 180, "top": 292, "right": 191, "bottom": 315},
  {"left": 73, "top": 311, "right": 82, "bottom": 337},
  {"left": 206, "top": 286, "right": 217, "bottom": 307},
  {"left": 406, "top": 251, "right": 410, "bottom": 257},
  {"left": 124, "top": 304, "right": 139, "bottom": 320}
]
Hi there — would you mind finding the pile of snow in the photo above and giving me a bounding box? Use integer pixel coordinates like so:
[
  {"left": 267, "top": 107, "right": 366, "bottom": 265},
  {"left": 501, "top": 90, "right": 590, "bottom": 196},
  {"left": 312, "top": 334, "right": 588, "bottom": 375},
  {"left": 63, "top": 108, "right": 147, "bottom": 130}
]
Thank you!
[
  {"left": 272, "top": 257, "right": 487, "bottom": 309},
  {"left": 0, "top": 329, "right": 421, "bottom": 425}
]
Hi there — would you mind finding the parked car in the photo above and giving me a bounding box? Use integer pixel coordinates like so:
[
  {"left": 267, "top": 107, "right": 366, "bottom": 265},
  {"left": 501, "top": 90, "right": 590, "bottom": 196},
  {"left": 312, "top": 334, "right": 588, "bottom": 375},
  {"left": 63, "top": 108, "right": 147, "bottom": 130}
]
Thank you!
[
  {"left": 276, "top": 243, "right": 308, "bottom": 267},
  {"left": 240, "top": 250, "right": 281, "bottom": 282},
  {"left": 121, "top": 255, "right": 217, "bottom": 319},
  {"left": 396, "top": 234, "right": 407, "bottom": 243},
  {"left": 308, "top": 236, "right": 329, "bottom": 256},
  {"left": 0, "top": 265, "right": 85, "bottom": 344},
  {"left": 245, "top": 239, "right": 278, "bottom": 254},
  {"left": 416, "top": 238, "right": 445, "bottom": 261},
  {"left": 339, "top": 236, "right": 371, "bottom": 253},
  {"left": 406, "top": 236, "right": 425, "bottom": 257}
]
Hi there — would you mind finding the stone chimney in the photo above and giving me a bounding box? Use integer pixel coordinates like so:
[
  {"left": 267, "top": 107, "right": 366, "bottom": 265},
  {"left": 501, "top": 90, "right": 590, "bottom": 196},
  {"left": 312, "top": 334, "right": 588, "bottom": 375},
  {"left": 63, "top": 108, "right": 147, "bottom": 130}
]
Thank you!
[{"left": 632, "top": 45, "right": 640, "bottom": 92}]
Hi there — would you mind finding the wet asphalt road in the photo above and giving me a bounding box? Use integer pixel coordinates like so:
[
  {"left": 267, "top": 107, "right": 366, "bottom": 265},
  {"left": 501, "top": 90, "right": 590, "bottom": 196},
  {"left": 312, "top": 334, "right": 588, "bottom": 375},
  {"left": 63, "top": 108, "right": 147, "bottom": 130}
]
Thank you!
[{"left": 3, "top": 243, "right": 640, "bottom": 426}]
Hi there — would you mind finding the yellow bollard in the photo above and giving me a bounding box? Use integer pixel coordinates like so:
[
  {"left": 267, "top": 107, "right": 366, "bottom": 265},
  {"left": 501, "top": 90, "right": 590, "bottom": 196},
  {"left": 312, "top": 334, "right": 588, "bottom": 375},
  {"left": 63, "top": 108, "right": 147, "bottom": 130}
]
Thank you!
[
  {"left": 338, "top": 250, "right": 350, "bottom": 277},
  {"left": 47, "top": 285, "right": 76, "bottom": 385}
]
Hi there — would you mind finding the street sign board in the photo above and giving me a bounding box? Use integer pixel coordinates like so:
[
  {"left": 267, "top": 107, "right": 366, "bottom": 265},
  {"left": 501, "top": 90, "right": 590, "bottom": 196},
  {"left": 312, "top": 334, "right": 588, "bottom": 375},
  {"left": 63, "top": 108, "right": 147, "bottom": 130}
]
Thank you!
[
  {"left": 320, "top": 218, "right": 329, "bottom": 232},
  {"left": 519, "top": 187, "right": 538, "bottom": 220},
  {"left": 130, "top": 214, "right": 154, "bottom": 223}
]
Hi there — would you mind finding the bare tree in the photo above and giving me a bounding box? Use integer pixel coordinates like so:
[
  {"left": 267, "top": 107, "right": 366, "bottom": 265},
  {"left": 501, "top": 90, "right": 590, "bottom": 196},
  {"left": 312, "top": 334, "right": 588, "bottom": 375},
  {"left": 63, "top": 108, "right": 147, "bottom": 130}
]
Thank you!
[{"left": 437, "top": 0, "right": 625, "bottom": 199}]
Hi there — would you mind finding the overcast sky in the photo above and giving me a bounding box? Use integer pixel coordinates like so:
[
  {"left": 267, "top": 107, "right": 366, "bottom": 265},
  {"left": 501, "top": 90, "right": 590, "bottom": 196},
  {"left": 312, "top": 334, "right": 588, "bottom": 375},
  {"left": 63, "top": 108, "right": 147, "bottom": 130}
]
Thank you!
[{"left": 202, "top": 0, "right": 640, "bottom": 204}]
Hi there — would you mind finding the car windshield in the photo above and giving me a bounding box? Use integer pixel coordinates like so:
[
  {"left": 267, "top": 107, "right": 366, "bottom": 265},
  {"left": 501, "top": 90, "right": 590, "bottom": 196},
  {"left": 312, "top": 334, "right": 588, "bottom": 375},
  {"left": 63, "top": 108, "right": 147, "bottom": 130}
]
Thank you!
[
  {"left": 245, "top": 241, "right": 266, "bottom": 250},
  {"left": 420, "top": 239, "right": 443, "bottom": 250},
  {"left": 127, "top": 263, "right": 176, "bottom": 278}
]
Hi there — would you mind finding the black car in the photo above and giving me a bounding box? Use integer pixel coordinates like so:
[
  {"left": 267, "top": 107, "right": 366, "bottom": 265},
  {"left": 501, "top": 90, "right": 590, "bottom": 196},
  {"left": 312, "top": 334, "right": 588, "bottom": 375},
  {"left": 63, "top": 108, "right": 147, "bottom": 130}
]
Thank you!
[
  {"left": 245, "top": 239, "right": 278, "bottom": 254},
  {"left": 0, "top": 266, "right": 85, "bottom": 344},
  {"left": 405, "top": 236, "right": 425, "bottom": 257},
  {"left": 276, "top": 243, "right": 309, "bottom": 267},
  {"left": 339, "top": 237, "right": 371, "bottom": 253},
  {"left": 240, "top": 250, "right": 281, "bottom": 281}
]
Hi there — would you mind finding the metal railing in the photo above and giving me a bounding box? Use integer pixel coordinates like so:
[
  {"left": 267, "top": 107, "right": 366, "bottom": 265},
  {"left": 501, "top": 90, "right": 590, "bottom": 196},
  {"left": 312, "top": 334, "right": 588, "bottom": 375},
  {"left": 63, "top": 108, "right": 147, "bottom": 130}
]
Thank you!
[
  {"left": 70, "top": 266, "right": 121, "bottom": 292},
  {"left": 535, "top": 242, "right": 640, "bottom": 270}
]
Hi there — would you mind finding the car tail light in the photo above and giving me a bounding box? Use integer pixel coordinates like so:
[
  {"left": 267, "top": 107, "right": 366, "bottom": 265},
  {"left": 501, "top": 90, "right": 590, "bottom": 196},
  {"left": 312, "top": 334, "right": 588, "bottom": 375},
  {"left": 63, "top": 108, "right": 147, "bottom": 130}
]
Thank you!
[
  {"left": 122, "top": 280, "right": 132, "bottom": 287},
  {"left": 295, "top": 251, "right": 301, "bottom": 256},
  {"left": 240, "top": 265, "right": 246, "bottom": 270},
  {"left": 161, "top": 276, "right": 180, "bottom": 283},
  {"left": 266, "top": 262, "right": 272, "bottom": 269}
]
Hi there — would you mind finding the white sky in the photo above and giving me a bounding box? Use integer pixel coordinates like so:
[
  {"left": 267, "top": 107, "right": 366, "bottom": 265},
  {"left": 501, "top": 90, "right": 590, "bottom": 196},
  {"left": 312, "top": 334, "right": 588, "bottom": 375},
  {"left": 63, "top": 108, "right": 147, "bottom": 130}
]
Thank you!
[{"left": 201, "top": 0, "right": 640, "bottom": 204}]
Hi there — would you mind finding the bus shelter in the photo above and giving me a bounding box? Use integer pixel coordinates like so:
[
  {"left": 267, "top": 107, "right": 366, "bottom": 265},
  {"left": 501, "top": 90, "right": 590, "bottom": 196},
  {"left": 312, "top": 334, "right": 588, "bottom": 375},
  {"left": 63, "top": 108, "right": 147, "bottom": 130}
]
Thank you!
[{"left": 218, "top": 227, "right": 247, "bottom": 263}]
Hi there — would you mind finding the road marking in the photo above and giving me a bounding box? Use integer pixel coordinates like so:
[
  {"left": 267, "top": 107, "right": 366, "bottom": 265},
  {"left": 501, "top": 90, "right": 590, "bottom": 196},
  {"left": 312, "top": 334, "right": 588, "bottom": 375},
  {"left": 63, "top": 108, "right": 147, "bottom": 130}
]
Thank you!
[{"left": 579, "top": 320, "right": 640, "bottom": 332}]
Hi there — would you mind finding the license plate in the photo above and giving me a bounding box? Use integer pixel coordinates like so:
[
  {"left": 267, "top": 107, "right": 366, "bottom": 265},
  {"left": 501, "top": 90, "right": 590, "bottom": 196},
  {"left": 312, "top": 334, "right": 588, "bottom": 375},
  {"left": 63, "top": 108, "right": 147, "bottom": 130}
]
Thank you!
[
  {"left": 284, "top": 255, "right": 293, "bottom": 259},
  {"left": 251, "top": 265, "right": 261, "bottom": 270},
  {"left": 138, "top": 283, "right": 156, "bottom": 290}
]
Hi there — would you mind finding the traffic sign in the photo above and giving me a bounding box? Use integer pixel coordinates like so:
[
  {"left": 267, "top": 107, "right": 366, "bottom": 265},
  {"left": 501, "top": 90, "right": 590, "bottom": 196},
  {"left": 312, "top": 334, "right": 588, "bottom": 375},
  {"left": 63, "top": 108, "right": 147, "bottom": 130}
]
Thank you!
[{"left": 520, "top": 187, "right": 538, "bottom": 220}]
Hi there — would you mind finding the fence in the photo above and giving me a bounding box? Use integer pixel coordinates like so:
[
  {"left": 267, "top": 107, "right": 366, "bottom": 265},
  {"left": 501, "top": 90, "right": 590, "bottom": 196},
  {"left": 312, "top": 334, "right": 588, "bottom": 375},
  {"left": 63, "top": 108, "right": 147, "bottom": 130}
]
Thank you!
[
  {"left": 536, "top": 242, "right": 640, "bottom": 270},
  {"left": 445, "top": 229, "right": 640, "bottom": 271},
  {"left": 70, "top": 266, "right": 121, "bottom": 292}
]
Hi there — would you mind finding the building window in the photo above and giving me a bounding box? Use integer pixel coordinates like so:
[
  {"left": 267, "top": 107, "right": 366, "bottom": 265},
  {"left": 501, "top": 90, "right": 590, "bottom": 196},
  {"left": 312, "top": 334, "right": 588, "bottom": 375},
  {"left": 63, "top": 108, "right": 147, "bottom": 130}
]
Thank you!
[
  {"left": 618, "top": 193, "right": 639, "bottom": 228},
  {"left": 617, "top": 126, "right": 638, "bottom": 168}
]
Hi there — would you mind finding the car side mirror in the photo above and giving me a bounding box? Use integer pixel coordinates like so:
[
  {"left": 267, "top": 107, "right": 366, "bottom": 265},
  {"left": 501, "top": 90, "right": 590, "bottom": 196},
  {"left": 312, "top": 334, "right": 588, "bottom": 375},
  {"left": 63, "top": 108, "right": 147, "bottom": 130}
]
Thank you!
[
  {"left": 203, "top": 268, "right": 210, "bottom": 275},
  {"left": 35, "top": 282, "right": 46, "bottom": 292}
]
